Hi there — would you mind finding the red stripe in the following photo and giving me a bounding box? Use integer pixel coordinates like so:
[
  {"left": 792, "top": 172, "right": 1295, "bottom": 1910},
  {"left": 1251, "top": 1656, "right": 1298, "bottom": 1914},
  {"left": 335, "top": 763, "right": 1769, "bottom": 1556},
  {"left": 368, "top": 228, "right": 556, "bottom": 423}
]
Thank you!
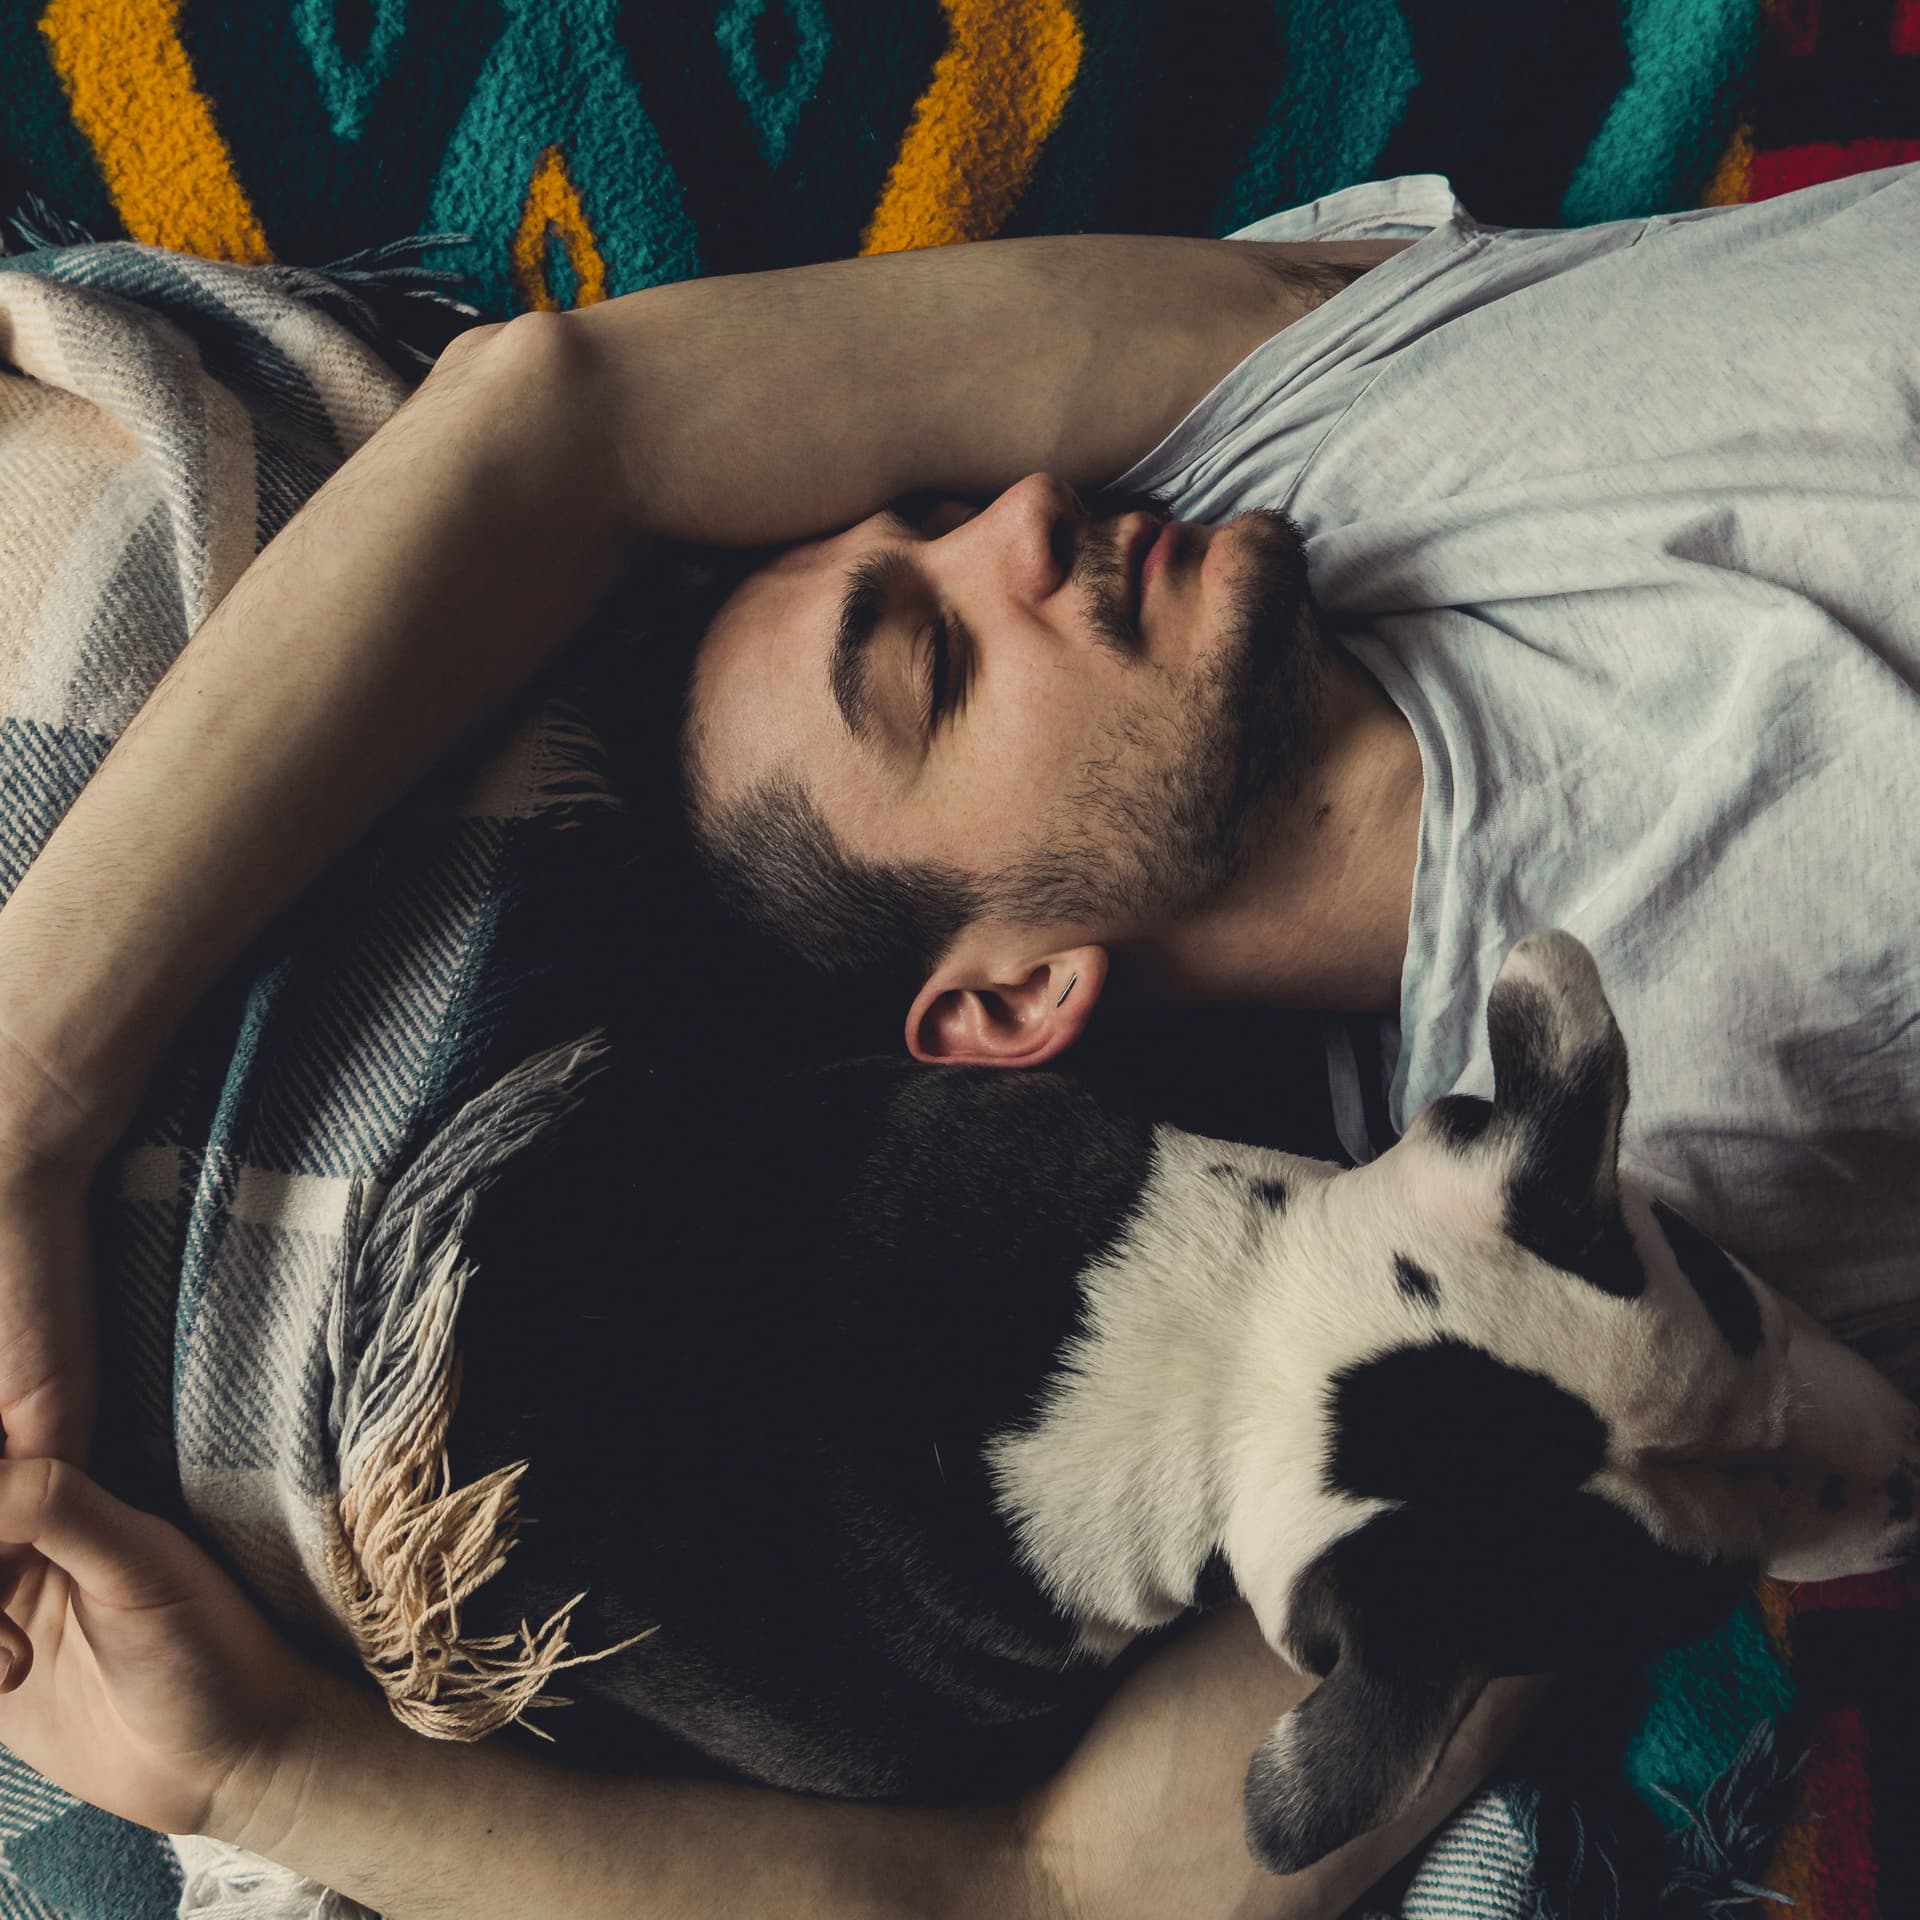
[
  {"left": 1750, "top": 138, "right": 1920, "bottom": 199},
  {"left": 1805, "top": 1707, "right": 1878, "bottom": 1919},
  {"left": 1787, "top": 1566, "right": 1920, "bottom": 1615},
  {"left": 1892, "top": 0, "right": 1920, "bottom": 56}
]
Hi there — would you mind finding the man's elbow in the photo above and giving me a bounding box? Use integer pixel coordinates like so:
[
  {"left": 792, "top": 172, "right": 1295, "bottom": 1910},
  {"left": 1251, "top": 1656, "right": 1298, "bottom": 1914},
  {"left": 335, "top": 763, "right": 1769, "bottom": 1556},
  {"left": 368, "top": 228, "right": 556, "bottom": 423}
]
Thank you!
[{"left": 422, "top": 311, "right": 632, "bottom": 518}]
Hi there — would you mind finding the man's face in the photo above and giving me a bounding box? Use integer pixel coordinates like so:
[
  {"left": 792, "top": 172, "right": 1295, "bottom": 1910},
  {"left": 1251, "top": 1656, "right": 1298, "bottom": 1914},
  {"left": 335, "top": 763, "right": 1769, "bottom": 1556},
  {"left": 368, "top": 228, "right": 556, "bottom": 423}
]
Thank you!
[{"left": 686, "top": 472, "right": 1332, "bottom": 948}]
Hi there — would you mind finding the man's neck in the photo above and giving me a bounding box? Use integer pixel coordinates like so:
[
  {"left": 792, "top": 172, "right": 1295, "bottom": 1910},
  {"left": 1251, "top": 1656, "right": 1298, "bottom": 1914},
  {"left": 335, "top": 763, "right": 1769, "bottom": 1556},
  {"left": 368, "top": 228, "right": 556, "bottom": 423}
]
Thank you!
[{"left": 1124, "top": 647, "right": 1423, "bottom": 1017}]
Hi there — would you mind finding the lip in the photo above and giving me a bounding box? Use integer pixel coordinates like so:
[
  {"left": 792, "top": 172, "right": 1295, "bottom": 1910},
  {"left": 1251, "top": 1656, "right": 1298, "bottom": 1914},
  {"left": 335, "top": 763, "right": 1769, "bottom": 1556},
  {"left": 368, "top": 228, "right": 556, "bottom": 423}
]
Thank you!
[
  {"left": 1139, "top": 519, "right": 1176, "bottom": 607},
  {"left": 1127, "top": 515, "right": 1170, "bottom": 622}
]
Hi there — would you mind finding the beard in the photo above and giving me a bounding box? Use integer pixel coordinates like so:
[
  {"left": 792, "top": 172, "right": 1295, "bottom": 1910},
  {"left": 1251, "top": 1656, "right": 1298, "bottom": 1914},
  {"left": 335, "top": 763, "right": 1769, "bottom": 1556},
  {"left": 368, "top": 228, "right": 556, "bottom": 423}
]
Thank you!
[{"left": 985, "top": 498, "right": 1330, "bottom": 937}]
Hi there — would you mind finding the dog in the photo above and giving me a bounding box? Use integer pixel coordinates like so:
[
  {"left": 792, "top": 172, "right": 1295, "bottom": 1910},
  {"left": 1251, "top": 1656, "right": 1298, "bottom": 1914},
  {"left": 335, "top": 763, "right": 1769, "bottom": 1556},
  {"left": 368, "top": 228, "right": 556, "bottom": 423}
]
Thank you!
[{"left": 447, "top": 929, "right": 1920, "bottom": 1874}]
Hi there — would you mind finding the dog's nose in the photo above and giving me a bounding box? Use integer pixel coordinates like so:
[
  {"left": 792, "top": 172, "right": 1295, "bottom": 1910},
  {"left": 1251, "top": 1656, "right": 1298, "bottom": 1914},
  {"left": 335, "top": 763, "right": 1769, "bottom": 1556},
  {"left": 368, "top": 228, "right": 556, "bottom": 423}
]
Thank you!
[{"left": 1753, "top": 1354, "right": 1920, "bottom": 1582}]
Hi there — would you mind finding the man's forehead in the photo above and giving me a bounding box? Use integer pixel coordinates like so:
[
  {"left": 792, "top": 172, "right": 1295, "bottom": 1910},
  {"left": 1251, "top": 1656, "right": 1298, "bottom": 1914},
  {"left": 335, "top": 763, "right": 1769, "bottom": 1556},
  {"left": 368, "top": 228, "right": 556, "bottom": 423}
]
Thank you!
[
  {"left": 691, "top": 526, "right": 873, "bottom": 816},
  {"left": 700, "top": 525, "right": 854, "bottom": 705},
  {"left": 703, "top": 514, "right": 881, "bottom": 667}
]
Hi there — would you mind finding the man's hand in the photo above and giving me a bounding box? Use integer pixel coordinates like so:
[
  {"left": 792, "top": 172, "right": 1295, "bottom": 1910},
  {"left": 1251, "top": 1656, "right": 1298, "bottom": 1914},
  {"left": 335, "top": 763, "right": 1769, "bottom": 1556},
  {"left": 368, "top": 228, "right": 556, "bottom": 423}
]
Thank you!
[
  {"left": 0, "top": 1456, "right": 310, "bottom": 1839},
  {"left": 0, "top": 1149, "right": 99, "bottom": 1477},
  {"left": 0, "top": 1027, "right": 121, "bottom": 1620},
  {"left": 0, "top": 1023, "right": 119, "bottom": 1485},
  {"left": 1020, "top": 1605, "right": 1548, "bottom": 1920}
]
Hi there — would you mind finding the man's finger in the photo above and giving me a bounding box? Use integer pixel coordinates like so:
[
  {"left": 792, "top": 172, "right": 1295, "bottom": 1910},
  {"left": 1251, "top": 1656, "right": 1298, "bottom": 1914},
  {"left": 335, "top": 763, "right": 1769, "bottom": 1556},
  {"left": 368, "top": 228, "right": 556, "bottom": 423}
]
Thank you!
[
  {"left": 1, "top": 1374, "right": 97, "bottom": 1473},
  {"left": 0, "top": 1458, "right": 187, "bottom": 1610},
  {"left": 0, "top": 1544, "right": 40, "bottom": 1607}
]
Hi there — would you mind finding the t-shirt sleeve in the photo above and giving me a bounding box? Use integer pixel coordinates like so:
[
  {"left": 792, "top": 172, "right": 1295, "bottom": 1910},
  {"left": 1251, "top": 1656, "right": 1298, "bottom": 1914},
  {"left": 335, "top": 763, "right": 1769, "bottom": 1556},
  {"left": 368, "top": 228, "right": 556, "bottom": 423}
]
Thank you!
[{"left": 1104, "top": 174, "right": 1464, "bottom": 500}]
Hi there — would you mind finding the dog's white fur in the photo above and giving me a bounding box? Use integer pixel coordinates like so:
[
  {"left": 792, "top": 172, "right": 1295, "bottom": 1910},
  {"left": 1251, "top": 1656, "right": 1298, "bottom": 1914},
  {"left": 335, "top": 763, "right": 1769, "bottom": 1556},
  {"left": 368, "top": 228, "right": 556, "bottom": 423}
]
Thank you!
[{"left": 987, "top": 932, "right": 1920, "bottom": 1670}]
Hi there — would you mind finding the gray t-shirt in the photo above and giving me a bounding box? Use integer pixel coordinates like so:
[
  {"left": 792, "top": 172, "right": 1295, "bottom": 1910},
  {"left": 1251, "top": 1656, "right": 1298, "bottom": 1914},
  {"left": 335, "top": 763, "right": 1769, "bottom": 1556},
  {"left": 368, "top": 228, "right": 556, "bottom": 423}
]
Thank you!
[{"left": 1109, "top": 165, "right": 1920, "bottom": 1387}]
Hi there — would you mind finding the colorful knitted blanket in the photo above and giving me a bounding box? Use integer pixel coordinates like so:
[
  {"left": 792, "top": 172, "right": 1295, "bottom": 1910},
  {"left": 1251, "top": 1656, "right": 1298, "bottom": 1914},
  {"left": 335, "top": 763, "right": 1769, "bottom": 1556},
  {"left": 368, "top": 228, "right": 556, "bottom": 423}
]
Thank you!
[
  {"left": 2, "top": 0, "right": 1918, "bottom": 322},
  {"left": 3, "top": 4, "right": 1920, "bottom": 1918}
]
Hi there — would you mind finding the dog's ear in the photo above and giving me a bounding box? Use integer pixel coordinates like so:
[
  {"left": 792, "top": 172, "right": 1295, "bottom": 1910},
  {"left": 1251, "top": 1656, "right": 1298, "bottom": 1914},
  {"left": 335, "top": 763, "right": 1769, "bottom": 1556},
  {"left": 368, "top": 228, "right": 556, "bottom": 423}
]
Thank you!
[
  {"left": 1245, "top": 1547, "right": 1485, "bottom": 1874},
  {"left": 1483, "top": 931, "right": 1641, "bottom": 1298},
  {"left": 1244, "top": 1651, "right": 1482, "bottom": 1873}
]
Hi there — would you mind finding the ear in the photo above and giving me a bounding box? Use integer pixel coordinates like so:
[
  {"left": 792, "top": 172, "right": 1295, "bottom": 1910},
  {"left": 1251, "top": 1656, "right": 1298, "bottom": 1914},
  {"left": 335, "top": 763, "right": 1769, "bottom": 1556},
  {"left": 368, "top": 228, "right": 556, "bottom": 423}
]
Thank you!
[
  {"left": 1244, "top": 1659, "right": 1484, "bottom": 1874},
  {"left": 906, "top": 945, "right": 1108, "bottom": 1067},
  {"left": 1484, "top": 930, "right": 1638, "bottom": 1292}
]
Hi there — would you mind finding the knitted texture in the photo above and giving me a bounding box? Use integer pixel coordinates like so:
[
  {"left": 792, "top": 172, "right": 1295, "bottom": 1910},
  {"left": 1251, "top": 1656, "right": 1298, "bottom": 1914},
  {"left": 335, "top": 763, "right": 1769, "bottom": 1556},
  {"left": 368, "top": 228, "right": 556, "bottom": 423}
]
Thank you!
[{"left": 4, "top": 0, "right": 1920, "bottom": 319}]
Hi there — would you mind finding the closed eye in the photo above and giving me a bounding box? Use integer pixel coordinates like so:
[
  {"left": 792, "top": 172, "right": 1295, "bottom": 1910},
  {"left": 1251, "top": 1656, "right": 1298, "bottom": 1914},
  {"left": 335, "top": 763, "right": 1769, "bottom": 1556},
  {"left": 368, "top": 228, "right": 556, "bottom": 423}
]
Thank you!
[{"left": 920, "top": 616, "right": 955, "bottom": 736}]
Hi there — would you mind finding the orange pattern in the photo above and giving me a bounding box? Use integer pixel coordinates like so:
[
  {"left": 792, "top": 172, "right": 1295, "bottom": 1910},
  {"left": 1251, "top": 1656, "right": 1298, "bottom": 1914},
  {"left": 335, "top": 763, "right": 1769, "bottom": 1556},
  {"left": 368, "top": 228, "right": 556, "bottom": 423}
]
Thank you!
[
  {"left": 1701, "top": 120, "right": 1755, "bottom": 205},
  {"left": 38, "top": 0, "right": 271, "bottom": 263},
  {"left": 508, "top": 143, "right": 610, "bottom": 312},
  {"left": 860, "top": 0, "right": 1082, "bottom": 255}
]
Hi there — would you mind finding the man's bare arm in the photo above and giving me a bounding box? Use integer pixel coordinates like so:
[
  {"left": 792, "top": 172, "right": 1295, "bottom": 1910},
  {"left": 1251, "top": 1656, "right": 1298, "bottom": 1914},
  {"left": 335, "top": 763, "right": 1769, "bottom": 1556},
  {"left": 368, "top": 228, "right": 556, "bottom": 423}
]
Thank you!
[
  {"left": 571, "top": 233, "right": 1402, "bottom": 543},
  {"left": 0, "top": 230, "right": 1392, "bottom": 1158},
  {"left": 222, "top": 1612, "right": 1534, "bottom": 1920},
  {"left": 0, "top": 315, "right": 627, "bottom": 1160}
]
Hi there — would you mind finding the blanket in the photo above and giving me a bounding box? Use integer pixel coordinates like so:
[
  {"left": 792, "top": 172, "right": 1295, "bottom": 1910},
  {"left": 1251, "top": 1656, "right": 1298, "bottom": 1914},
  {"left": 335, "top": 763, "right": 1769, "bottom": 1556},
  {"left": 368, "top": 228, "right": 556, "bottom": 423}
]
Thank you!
[
  {"left": 1, "top": 0, "right": 1917, "bottom": 318},
  {"left": 0, "top": 229, "right": 1917, "bottom": 1920},
  {"left": 0, "top": 229, "right": 653, "bottom": 1918},
  {"left": 2, "top": 0, "right": 1919, "bottom": 1911}
]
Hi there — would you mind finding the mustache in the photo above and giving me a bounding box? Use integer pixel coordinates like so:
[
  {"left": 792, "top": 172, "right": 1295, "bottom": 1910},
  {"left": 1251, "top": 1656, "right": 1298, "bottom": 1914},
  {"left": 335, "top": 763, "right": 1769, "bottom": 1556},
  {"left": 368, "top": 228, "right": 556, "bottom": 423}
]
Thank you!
[{"left": 1073, "top": 485, "right": 1178, "bottom": 660}]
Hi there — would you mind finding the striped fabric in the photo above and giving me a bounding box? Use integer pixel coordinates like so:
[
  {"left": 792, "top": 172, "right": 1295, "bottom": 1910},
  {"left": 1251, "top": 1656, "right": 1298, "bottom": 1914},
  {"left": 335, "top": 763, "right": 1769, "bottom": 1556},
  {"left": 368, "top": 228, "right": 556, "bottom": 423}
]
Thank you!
[
  {"left": 0, "top": 236, "right": 639, "bottom": 1918},
  {"left": 1399, "top": 1790, "right": 1539, "bottom": 1920}
]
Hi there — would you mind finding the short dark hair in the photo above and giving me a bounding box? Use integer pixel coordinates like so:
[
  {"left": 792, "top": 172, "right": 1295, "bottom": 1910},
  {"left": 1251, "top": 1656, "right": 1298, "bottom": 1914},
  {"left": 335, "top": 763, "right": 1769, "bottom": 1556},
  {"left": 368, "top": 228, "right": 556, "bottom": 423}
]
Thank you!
[
  {"left": 680, "top": 721, "right": 982, "bottom": 998},
  {"left": 665, "top": 529, "right": 997, "bottom": 998}
]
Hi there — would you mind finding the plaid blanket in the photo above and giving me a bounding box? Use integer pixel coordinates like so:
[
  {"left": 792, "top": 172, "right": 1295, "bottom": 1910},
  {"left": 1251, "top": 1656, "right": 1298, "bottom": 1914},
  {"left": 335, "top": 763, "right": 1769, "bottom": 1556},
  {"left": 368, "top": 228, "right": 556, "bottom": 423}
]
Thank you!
[{"left": 0, "top": 230, "right": 646, "bottom": 1917}]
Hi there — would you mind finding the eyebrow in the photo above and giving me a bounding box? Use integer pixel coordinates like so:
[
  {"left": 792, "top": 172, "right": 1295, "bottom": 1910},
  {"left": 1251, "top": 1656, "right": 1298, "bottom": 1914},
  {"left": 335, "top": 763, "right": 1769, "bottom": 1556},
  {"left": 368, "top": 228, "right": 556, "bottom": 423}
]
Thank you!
[{"left": 828, "top": 508, "right": 925, "bottom": 746}]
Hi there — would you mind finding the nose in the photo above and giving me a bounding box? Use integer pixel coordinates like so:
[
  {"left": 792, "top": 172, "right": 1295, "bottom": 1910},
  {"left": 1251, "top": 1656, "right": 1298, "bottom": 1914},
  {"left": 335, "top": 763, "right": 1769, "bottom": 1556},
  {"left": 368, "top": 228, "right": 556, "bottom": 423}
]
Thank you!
[
  {"left": 1757, "top": 1318, "right": 1920, "bottom": 1581},
  {"left": 929, "top": 471, "right": 1081, "bottom": 613}
]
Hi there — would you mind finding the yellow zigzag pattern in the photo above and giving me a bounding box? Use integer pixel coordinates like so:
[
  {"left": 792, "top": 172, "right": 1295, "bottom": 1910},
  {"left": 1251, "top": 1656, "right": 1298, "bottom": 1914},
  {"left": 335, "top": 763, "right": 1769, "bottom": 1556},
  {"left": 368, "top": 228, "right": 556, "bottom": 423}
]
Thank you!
[
  {"left": 510, "top": 144, "right": 610, "bottom": 311},
  {"left": 39, "top": 0, "right": 271, "bottom": 263},
  {"left": 862, "top": 0, "right": 1082, "bottom": 255}
]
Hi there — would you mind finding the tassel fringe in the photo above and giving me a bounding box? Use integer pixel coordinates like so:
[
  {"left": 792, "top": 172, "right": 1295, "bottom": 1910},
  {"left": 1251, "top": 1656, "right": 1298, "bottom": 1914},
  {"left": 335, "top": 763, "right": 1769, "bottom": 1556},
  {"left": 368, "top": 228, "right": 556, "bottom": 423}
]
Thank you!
[{"left": 326, "top": 1032, "right": 651, "bottom": 1740}]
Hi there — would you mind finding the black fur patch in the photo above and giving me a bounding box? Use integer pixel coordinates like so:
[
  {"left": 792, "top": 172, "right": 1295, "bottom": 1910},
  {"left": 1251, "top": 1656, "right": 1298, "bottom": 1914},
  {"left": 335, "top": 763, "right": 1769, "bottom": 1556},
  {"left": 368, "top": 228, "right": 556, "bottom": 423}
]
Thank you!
[
  {"left": 1889, "top": 1474, "right": 1915, "bottom": 1524},
  {"left": 1393, "top": 1254, "right": 1439, "bottom": 1307},
  {"left": 1250, "top": 1176, "right": 1289, "bottom": 1212},
  {"left": 1508, "top": 1187, "right": 1645, "bottom": 1301},
  {"left": 1288, "top": 1489, "right": 1750, "bottom": 1682},
  {"left": 1255, "top": 1480, "right": 1752, "bottom": 1871},
  {"left": 1820, "top": 1474, "right": 1848, "bottom": 1513},
  {"left": 1324, "top": 1338, "right": 1609, "bottom": 1505},
  {"left": 1649, "top": 1199, "right": 1761, "bottom": 1356},
  {"left": 1206, "top": 1161, "right": 1239, "bottom": 1180},
  {"left": 1190, "top": 1548, "right": 1240, "bottom": 1611},
  {"left": 1427, "top": 1094, "right": 1493, "bottom": 1151},
  {"left": 446, "top": 1057, "right": 1157, "bottom": 1801}
]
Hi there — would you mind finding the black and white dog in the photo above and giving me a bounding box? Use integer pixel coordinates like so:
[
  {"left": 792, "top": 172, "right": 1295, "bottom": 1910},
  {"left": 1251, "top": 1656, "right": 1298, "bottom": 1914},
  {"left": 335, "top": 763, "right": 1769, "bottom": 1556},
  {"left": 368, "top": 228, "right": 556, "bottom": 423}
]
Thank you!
[{"left": 449, "top": 930, "right": 1919, "bottom": 1873}]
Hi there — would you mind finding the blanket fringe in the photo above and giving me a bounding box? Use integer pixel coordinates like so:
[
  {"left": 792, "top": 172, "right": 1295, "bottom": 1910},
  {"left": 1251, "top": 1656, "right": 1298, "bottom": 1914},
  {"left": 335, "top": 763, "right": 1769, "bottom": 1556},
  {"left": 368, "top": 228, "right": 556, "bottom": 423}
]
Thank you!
[
  {"left": 2, "top": 198, "right": 480, "bottom": 368},
  {"left": 528, "top": 693, "right": 622, "bottom": 823},
  {"left": 326, "top": 1032, "right": 651, "bottom": 1740}
]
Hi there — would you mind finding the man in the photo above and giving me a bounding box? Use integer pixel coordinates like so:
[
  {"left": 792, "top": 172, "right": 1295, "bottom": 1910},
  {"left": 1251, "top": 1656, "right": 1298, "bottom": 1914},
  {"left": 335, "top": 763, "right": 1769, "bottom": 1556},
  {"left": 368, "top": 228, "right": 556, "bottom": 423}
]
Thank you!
[
  {"left": 677, "top": 164, "right": 1920, "bottom": 1392},
  {"left": 0, "top": 167, "right": 1912, "bottom": 1913}
]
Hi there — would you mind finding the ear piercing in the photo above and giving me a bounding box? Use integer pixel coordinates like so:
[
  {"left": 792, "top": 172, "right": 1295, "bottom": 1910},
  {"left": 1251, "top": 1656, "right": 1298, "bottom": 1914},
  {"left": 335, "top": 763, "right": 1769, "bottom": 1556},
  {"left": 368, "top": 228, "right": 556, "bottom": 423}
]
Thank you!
[{"left": 1057, "top": 974, "right": 1078, "bottom": 1008}]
